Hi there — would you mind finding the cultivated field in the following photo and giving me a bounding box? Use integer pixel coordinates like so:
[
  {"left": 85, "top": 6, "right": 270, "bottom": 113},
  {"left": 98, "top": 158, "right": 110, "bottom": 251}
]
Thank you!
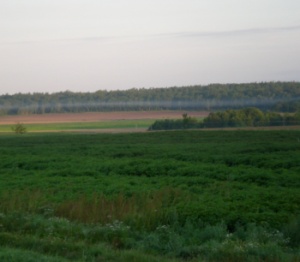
[
  {"left": 1, "top": 111, "right": 299, "bottom": 133},
  {"left": 0, "top": 130, "right": 299, "bottom": 261},
  {"left": 0, "top": 111, "right": 209, "bottom": 133},
  {"left": 0, "top": 111, "right": 209, "bottom": 124}
]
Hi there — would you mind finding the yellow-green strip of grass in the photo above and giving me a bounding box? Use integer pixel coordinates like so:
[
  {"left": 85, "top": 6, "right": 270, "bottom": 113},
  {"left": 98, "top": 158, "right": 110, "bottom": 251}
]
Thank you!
[{"left": 0, "top": 119, "right": 154, "bottom": 132}]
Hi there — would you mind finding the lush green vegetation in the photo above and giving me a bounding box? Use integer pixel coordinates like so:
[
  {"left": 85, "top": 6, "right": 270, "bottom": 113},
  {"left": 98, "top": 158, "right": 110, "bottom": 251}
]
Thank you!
[
  {"left": 0, "top": 119, "right": 153, "bottom": 133},
  {"left": 203, "top": 108, "right": 300, "bottom": 128},
  {"left": 149, "top": 108, "right": 300, "bottom": 130},
  {"left": 0, "top": 131, "right": 299, "bottom": 261},
  {"left": 1, "top": 81, "right": 299, "bottom": 114},
  {"left": 149, "top": 113, "right": 202, "bottom": 130}
]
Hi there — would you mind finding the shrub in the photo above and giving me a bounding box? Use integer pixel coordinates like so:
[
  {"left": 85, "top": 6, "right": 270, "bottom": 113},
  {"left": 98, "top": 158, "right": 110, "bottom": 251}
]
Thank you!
[{"left": 11, "top": 122, "right": 27, "bottom": 134}]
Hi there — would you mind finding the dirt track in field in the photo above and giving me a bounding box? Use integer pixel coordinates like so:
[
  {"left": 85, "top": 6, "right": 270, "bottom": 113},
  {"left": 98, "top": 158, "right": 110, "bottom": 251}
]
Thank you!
[{"left": 0, "top": 111, "right": 209, "bottom": 125}]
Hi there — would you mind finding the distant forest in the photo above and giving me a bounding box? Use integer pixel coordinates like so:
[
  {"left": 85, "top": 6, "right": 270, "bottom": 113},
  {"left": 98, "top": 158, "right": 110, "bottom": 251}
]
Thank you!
[{"left": 0, "top": 82, "right": 299, "bottom": 115}]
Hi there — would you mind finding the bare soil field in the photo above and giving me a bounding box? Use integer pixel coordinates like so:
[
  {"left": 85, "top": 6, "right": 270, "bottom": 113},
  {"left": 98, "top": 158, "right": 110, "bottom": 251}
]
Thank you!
[{"left": 0, "top": 111, "right": 209, "bottom": 125}]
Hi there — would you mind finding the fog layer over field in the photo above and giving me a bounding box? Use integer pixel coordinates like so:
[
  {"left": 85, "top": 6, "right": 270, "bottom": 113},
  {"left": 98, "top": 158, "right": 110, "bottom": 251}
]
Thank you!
[{"left": 0, "top": 98, "right": 299, "bottom": 113}]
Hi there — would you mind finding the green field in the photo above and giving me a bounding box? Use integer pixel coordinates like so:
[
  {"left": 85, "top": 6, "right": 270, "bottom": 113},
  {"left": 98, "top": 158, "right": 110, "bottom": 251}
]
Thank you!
[
  {"left": 0, "top": 130, "right": 299, "bottom": 261},
  {"left": 0, "top": 119, "right": 154, "bottom": 132}
]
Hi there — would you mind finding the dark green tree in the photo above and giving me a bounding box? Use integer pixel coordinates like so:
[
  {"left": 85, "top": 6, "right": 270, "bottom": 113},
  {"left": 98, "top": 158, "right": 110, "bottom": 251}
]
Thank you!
[{"left": 12, "top": 123, "right": 27, "bottom": 134}]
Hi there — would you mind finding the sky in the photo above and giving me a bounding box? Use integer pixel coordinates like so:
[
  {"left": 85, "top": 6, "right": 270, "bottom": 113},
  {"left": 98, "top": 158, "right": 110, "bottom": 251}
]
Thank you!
[{"left": 0, "top": 0, "right": 300, "bottom": 95}]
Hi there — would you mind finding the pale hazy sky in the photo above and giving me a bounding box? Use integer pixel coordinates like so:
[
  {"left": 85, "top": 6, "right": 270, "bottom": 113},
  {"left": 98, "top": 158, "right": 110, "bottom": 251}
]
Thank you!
[{"left": 0, "top": 0, "right": 300, "bottom": 94}]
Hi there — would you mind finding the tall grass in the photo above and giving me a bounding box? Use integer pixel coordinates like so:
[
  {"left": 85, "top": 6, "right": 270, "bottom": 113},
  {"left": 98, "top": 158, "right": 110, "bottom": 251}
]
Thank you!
[
  {"left": 0, "top": 188, "right": 187, "bottom": 230},
  {"left": 0, "top": 190, "right": 48, "bottom": 213}
]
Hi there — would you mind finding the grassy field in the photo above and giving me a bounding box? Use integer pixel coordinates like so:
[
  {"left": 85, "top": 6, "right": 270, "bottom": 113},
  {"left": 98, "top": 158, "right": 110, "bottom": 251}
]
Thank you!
[
  {"left": 0, "top": 130, "right": 299, "bottom": 261},
  {"left": 0, "top": 119, "right": 154, "bottom": 132}
]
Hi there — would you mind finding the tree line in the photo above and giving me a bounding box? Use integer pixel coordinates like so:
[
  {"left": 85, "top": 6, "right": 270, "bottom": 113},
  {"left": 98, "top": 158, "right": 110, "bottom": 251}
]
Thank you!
[
  {"left": 148, "top": 108, "right": 300, "bottom": 130},
  {"left": 0, "top": 82, "right": 299, "bottom": 115}
]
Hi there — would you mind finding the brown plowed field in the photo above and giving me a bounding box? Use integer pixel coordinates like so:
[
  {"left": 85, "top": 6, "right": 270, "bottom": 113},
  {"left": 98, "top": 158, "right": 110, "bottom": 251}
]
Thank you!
[{"left": 0, "top": 111, "right": 209, "bottom": 125}]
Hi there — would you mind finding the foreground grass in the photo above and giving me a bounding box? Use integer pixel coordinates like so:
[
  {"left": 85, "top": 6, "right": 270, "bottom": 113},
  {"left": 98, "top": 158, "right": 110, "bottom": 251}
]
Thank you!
[
  {"left": 0, "top": 243, "right": 178, "bottom": 262},
  {"left": 0, "top": 212, "right": 298, "bottom": 261},
  {"left": 0, "top": 130, "right": 299, "bottom": 261},
  {"left": 0, "top": 247, "right": 67, "bottom": 262}
]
